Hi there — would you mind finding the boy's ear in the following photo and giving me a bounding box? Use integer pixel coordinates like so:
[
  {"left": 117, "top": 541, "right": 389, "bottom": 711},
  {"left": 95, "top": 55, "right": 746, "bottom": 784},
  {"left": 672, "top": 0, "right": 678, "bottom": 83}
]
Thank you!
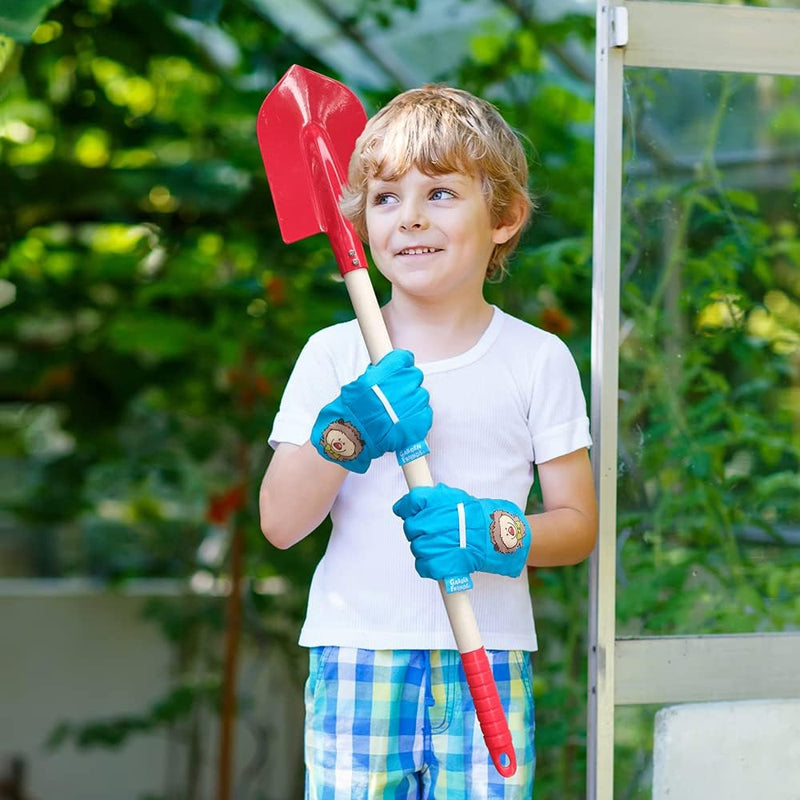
[{"left": 491, "top": 196, "right": 528, "bottom": 245}]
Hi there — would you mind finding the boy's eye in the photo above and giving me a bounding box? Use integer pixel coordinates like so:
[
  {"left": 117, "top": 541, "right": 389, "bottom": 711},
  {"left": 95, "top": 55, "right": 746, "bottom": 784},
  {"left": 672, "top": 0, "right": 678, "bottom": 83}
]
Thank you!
[
  {"left": 430, "top": 188, "right": 455, "bottom": 201},
  {"left": 373, "top": 193, "right": 398, "bottom": 206}
]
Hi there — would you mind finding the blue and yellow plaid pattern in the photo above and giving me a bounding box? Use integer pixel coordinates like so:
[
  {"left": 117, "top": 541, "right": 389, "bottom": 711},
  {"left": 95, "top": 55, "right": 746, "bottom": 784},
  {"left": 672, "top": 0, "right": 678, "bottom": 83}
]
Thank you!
[{"left": 304, "top": 647, "right": 536, "bottom": 799}]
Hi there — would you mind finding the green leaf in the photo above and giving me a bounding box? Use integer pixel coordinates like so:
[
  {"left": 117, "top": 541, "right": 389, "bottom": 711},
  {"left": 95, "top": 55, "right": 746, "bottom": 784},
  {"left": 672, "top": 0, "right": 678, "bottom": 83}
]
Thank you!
[
  {"left": 0, "top": 0, "right": 64, "bottom": 42},
  {"left": 469, "top": 34, "right": 503, "bottom": 65},
  {"left": 0, "top": 34, "right": 15, "bottom": 72},
  {"left": 725, "top": 188, "right": 759, "bottom": 213},
  {"left": 45, "top": 721, "right": 72, "bottom": 750}
]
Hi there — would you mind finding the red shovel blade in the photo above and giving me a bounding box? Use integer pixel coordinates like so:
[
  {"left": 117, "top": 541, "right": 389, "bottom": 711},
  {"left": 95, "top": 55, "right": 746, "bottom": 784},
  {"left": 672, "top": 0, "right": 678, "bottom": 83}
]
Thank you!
[{"left": 257, "top": 65, "right": 368, "bottom": 274}]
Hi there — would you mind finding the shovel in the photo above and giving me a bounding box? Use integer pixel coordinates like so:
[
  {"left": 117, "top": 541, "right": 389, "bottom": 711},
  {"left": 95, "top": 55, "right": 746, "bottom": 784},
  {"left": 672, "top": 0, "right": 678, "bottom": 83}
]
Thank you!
[{"left": 257, "top": 64, "right": 517, "bottom": 778}]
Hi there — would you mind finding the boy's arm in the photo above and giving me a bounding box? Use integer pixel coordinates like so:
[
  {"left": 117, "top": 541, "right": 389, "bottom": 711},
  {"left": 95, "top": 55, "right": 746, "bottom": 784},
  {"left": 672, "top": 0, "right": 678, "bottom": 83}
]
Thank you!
[
  {"left": 394, "top": 447, "right": 597, "bottom": 582},
  {"left": 259, "top": 441, "right": 347, "bottom": 550},
  {"left": 261, "top": 348, "right": 432, "bottom": 550},
  {"left": 526, "top": 447, "right": 598, "bottom": 567}
]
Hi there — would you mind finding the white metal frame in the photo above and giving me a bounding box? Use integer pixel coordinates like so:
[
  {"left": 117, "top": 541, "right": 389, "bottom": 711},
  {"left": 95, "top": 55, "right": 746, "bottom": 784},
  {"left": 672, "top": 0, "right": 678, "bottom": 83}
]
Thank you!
[{"left": 587, "top": 3, "right": 800, "bottom": 798}]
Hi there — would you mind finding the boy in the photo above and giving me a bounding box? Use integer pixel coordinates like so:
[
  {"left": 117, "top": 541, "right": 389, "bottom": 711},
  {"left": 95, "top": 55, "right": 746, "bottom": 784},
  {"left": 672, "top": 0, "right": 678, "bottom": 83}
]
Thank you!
[{"left": 260, "top": 84, "right": 597, "bottom": 799}]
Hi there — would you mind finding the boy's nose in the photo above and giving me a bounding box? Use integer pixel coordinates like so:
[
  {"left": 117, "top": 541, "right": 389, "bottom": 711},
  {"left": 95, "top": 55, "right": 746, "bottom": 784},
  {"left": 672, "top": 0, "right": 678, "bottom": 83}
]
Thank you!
[{"left": 399, "top": 202, "right": 428, "bottom": 231}]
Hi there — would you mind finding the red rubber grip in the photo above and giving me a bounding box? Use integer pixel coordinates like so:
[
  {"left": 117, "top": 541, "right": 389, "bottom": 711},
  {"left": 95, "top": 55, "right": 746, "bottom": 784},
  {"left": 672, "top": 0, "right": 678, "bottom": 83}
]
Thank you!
[{"left": 461, "top": 647, "right": 517, "bottom": 778}]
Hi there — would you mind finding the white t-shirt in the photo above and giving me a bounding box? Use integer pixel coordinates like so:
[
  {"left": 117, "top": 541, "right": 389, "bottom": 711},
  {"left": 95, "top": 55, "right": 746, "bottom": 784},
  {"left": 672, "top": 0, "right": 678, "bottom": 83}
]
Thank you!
[{"left": 268, "top": 306, "right": 591, "bottom": 651}]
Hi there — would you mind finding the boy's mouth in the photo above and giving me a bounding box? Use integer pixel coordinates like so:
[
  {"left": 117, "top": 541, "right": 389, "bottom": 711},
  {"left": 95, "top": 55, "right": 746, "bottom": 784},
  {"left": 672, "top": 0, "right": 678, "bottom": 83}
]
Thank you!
[{"left": 397, "top": 247, "right": 442, "bottom": 256}]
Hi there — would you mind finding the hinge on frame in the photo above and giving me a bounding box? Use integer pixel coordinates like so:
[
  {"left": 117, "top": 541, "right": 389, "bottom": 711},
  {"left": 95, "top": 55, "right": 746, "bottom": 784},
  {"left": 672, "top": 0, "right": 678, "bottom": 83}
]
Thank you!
[{"left": 609, "top": 5, "right": 629, "bottom": 48}]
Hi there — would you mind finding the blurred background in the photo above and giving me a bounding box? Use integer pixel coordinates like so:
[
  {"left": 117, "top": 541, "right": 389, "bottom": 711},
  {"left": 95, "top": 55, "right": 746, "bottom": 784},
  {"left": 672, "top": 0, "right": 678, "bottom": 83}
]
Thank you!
[{"left": 1, "top": 0, "right": 798, "bottom": 798}]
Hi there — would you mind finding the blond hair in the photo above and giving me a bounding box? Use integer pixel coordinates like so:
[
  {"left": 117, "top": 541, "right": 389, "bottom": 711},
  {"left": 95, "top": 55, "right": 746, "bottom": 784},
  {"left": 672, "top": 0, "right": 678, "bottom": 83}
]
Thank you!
[{"left": 339, "top": 85, "right": 534, "bottom": 280}]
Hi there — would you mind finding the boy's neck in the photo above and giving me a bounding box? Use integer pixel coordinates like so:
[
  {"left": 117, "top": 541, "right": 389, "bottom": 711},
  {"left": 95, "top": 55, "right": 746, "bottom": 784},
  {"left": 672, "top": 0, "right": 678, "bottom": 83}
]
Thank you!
[{"left": 381, "top": 294, "right": 494, "bottom": 363}]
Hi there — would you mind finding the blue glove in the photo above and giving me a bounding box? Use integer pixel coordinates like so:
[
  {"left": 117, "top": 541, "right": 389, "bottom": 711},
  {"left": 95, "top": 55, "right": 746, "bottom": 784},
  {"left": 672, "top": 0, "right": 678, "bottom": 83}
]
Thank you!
[
  {"left": 311, "top": 349, "right": 432, "bottom": 474},
  {"left": 393, "top": 484, "right": 530, "bottom": 586}
]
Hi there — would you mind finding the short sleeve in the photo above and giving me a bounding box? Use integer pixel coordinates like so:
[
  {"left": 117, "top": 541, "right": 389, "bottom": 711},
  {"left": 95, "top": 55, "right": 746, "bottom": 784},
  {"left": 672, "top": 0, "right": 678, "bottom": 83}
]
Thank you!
[
  {"left": 527, "top": 335, "right": 592, "bottom": 463},
  {"left": 268, "top": 334, "right": 343, "bottom": 449}
]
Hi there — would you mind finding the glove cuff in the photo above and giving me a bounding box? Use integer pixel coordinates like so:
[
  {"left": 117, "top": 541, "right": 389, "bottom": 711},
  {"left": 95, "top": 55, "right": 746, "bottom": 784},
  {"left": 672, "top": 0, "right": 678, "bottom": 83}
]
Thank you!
[
  {"left": 478, "top": 498, "right": 530, "bottom": 577},
  {"left": 311, "top": 397, "right": 377, "bottom": 474}
]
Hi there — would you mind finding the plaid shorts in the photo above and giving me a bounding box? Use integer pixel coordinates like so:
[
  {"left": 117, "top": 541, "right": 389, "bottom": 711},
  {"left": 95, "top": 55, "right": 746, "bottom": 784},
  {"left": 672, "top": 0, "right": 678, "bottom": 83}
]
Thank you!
[{"left": 304, "top": 647, "right": 536, "bottom": 799}]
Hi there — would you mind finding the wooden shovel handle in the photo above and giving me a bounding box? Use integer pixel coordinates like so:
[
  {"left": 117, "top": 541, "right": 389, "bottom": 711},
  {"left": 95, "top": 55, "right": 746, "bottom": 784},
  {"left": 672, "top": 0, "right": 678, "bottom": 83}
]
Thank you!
[{"left": 343, "top": 268, "right": 517, "bottom": 778}]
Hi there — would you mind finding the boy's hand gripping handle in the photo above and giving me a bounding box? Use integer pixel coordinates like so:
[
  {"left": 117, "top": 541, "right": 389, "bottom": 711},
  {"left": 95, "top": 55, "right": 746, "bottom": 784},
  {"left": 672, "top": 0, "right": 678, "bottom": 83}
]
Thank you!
[{"left": 342, "top": 266, "right": 517, "bottom": 779}]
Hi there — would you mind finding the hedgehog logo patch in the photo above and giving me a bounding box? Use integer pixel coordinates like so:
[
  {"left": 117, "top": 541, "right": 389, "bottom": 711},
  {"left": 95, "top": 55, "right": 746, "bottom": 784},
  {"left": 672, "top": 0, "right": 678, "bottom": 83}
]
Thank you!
[
  {"left": 320, "top": 419, "right": 364, "bottom": 462},
  {"left": 489, "top": 510, "right": 526, "bottom": 554}
]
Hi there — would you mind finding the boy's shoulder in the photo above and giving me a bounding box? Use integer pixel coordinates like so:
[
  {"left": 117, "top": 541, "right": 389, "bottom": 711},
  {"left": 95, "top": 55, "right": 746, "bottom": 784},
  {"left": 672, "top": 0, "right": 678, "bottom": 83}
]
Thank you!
[
  {"left": 302, "top": 318, "right": 370, "bottom": 379},
  {"left": 306, "top": 316, "right": 363, "bottom": 351},
  {"left": 497, "top": 308, "right": 562, "bottom": 348},
  {"left": 494, "top": 308, "right": 579, "bottom": 371}
]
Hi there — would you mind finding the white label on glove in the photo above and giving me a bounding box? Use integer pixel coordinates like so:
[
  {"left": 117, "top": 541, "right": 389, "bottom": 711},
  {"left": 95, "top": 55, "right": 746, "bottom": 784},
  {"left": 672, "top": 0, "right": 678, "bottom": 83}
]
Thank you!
[
  {"left": 396, "top": 440, "right": 429, "bottom": 466},
  {"left": 457, "top": 502, "right": 467, "bottom": 549},
  {"left": 443, "top": 575, "right": 473, "bottom": 593},
  {"left": 370, "top": 384, "right": 399, "bottom": 423}
]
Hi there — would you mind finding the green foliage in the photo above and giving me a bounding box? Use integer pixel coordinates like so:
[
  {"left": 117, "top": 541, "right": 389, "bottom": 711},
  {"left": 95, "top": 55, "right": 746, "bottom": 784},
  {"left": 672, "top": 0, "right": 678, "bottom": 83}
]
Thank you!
[
  {"left": 617, "top": 70, "right": 800, "bottom": 627},
  {"left": 0, "top": 0, "right": 344, "bottom": 792}
]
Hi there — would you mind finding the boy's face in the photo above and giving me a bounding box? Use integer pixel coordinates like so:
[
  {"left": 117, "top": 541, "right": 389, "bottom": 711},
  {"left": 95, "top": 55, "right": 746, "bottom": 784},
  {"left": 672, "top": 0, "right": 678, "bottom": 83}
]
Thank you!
[{"left": 364, "top": 167, "right": 513, "bottom": 302}]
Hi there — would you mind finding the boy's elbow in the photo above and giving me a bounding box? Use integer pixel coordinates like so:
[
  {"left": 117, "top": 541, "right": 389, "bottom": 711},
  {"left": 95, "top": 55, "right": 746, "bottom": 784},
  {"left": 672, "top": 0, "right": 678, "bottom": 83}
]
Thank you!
[
  {"left": 259, "top": 497, "right": 297, "bottom": 550},
  {"left": 260, "top": 495, "right": 320, "bottom": 550},
  {"left": 268, "top": 535, "right": 295, "bottom": 551},
  {"left": 558, "top": 509, "right": 597, "bottom": 566},
  {"left": 260, "top": 513, "right": 298, "bottom": 550},
  {"left": 574, "top": 514, "right": 598, "bottom": 563},
  {"left": 260, "top": 518, "right": 282, "bottom": 548}
]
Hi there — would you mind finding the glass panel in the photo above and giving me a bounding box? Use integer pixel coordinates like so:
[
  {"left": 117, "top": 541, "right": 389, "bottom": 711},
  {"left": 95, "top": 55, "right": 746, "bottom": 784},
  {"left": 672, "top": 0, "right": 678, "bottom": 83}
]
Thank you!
[
  {"left": 644, "top": 0, "right": 800, "bottom": 6},
  {"left": 615, "top": 705, "right": 659, "bottom": 799},
  {"left": 617, "top": 68, "right": 800, "bottom": 638}
]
